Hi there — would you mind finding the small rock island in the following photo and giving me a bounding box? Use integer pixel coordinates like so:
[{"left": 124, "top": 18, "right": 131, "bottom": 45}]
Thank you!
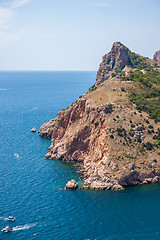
[
  {"left": 39, "top": 42, "right": 160, "bottom": 190},
  {"left": 31, "top": 128, "right": 36, "bottom": 132}
]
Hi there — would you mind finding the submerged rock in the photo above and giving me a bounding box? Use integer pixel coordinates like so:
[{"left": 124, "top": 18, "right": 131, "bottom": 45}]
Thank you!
[
  {"left": 31, "top": 128, "right": 36, "bottom": 132},
  {"left": 66, "top": 179, "right": 78, "bottom": 190}
]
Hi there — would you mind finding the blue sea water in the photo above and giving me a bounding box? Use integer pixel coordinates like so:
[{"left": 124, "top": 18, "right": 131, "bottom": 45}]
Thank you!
[{"left": 0, "top": 71, "right": 160, "bottom": 240}]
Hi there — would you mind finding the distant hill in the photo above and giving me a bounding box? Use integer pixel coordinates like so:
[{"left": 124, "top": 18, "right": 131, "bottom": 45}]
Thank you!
[
  {"left": 153, "top": 50, "right": 160, "bottom": 61},
  {"left": 39, "top": 42, "right": 160, "bottom": 191}
]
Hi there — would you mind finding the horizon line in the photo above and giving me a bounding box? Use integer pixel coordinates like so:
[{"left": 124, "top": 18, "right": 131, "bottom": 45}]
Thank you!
[{"left": 0, "top": 70, "right": 97, "bottom": 72}]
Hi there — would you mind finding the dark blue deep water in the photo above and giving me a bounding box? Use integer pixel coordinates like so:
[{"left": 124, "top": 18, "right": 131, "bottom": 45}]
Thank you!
[{"left": 1, "top": 71, "right": 160, "bottom": 240}]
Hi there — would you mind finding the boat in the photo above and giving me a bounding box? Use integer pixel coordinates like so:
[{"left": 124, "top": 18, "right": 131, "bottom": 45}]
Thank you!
[
  {"left": 5, "top": 216, "right": 16, "bottom": 221},
  {"left": 1, "top": 226, "right": 13, "bottom": 232}
]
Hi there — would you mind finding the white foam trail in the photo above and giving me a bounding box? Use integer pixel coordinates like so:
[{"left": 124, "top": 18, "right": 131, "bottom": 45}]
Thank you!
[
  {"left": 13, "top": 223, "right": 36, "bottom": 231},
  {"left": 0, "top": 88, "right": 7, "bottom": 91},
  {"left": 22, "top": 107, "right": 38, "bottom": 114},
  {"left": 0, "top": 217, "right": 5, "bottom": 220},
  {"left": 14, "top": 153, "right": 21, "bottom": 159}
]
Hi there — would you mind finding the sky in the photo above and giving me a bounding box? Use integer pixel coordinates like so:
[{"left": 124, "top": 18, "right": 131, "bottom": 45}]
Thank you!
[{"left": 0, "top": 0, "right": 160, "bottom": 70}]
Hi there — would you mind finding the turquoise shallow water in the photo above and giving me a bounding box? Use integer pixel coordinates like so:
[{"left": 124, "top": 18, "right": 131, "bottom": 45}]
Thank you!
[{"left": 1, "top": 71, "right": 160, "bottom": 240}]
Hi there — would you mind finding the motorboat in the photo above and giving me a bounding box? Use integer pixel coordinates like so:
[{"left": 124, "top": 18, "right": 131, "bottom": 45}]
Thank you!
[
  {"left": 1, "top": 226, "right": 13, "bottom": 232},
  {"left": 5, "top": 216, "right": 16, "bottom": 221}
]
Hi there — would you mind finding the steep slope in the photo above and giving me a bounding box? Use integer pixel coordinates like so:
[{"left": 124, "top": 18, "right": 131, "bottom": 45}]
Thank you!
[
  {"left": 95, "top": 42, "right": 131, "bottom": 86},
  {"left": 153, "top": 50, "right": 160, "bottom": 61},
  {"left": 39, "top": 42, "right": 160, "bottom": 190}
]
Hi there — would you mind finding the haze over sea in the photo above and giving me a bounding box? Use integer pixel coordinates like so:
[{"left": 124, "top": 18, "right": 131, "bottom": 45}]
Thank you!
[{"left": 1, "top": 71, "right": 160, "bottom": 240}]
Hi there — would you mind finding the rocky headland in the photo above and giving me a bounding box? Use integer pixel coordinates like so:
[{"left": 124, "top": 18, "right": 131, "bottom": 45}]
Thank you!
[{"left": 39, "top": 42, "right": 160, "bottom": 190}]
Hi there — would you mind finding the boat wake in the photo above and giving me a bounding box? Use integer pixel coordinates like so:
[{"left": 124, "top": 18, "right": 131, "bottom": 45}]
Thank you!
[
  {"left": 22, "top": 107, "right": 38, "bottom": 114},
  {"left": 0, "top": 217, "right": 5, "bottom": 221},
  {"left": 12, "top": 223, "right": 36, "bottom": 231},
  {"left": 0, "top": 88, "right": 7, "bottom": 91},
  {"left": 14, "top": 153, "right": 21, "bottom": 159}
]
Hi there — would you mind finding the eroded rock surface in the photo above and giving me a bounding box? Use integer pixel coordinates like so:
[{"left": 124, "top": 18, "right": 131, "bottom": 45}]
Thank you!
[
  {"left": 153, "top": 50, "right": 160, "bottom": 61},
  {"left": 95, "top": 42, "right": 131, "bottom": 86},
  {"left": 66, "top": 179, "right": 78, "bottom": 190}
]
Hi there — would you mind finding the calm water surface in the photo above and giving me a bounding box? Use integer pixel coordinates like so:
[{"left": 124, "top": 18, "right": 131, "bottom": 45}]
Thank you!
[{"left": 0, "top": 71, "right": 160, "bottom": 240}]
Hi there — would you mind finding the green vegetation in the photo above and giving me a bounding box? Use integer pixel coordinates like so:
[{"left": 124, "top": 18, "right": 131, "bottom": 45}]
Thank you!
[
  {"left": 110, "top": 135, "right": 114, "bottom": 139},
  {"left": 128, "top": 66, "right": 160, "bottom": 122},
  {"left": 89, "top": 85, "right": 97, "bottom": 92},
  {"left": 154, "top": 129, "right": 160, "bottom": 147},
  {"left": 121, "top": 87, "right": 126, "bottom": 92},
  {"left": 87, "top": 109, "right": 90, "bottom": 114},
  {"left": 94, "top": 121, "right": 99, "bottom": 127},
  {"left": 117, "top": 127, "right": 126, "bottom": 137},
  {"left": 145, "top": 141, "right": 153, "bottom": 150},
  {"left": 129, "top": 52, "right": 151, "bottom": 70}
]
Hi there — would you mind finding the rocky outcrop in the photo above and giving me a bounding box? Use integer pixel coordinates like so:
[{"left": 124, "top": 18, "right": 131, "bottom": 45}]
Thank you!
[
  {"left": 153, "top": 50, "right": 160, "bottom": 61},
  {"left": 39, "top": 42, "right": 160, "bottom": 191},
  {"left": 95, "top": 42, "right": 131, "bottom": 86},
  {"left": 40, "top": 99, "right": 109, "bottom": 162},
  {"left": 31, "top": 128, "right": 36, "bottom": 132},
  {"left": 66, "top": 179, "right": 78, "bottom": 190}
]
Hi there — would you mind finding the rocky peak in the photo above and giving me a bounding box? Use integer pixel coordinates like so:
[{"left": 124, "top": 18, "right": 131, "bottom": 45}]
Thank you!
[
  {"left": 153, "top": 50, "right": 160, "bottom": 61},
  {"left": 95, "top": 42, "right": 131, "bottom": 86}
]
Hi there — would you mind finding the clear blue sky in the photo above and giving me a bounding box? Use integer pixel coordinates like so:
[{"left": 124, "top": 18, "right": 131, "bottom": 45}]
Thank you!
[{"left": 0, "top": 0, "right": 160, "bottom": 70}]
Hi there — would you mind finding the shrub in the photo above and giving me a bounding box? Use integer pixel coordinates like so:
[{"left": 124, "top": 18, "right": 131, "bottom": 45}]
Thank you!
[
  {"left": 112, "top": 73, "right": 116, "bottom": 77},
  {"left": 129, "top": 131, "right": 135, "bottom": 137},
  {"left": 140, "top": 147, "right": 145, "bottom": 153},
  {"left": 121, "top": 87, "right": 126, "bottom": 92},
  {"left": 137, "top": 136, "right": 142, "bottom": 143},
  {"left": 94, "top": 121, "right": 99, "bottom": 127},
  {"left": 87, "top": 109, "right": 90, "bottom": 114},
  {"left": 117, "top": 127, "right": 126, "bottom": 137},
  {"left": 110, "top": 135, "right": 114, "bottom": 139},
  {"left": 146, "top": 141, "right": 153, "bottom": 150}
]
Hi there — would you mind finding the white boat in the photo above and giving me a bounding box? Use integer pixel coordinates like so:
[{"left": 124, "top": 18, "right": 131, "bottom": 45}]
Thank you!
[
  {"left": 5, "top": 216, "right": 16, "bottom": 221},
  {"left": 1, "top": 226, "right": 13, "bottom": 232}
]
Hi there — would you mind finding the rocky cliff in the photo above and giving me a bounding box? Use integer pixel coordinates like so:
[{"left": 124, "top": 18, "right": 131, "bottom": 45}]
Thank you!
[
  {"left": 39, "top": 42, "right": 160, "bottom": 190},
  {"left": 153, "top": 50, "right": 160, "bottom": 61},
  {"left": 95, "top": 42, "right": 131, "bottom": 86}
]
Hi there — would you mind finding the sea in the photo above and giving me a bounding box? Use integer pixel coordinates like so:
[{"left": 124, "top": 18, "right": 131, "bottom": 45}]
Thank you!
[{"left": 0, "top": 71, "right": 160, "bottom": 240}]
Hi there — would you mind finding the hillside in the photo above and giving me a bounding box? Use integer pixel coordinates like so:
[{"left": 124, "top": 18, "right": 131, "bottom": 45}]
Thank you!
[{"left": 39, "top": 42, "right": 160, "bottom": 190}]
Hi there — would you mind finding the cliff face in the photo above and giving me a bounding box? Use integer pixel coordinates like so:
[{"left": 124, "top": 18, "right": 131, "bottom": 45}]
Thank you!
[
  {"left": 39, "top": 42, "right": 160, "bottom": 190},
  {"left": 95, "top": 42, "right": 131, "bottom": 86},
  {"left": 153, "top": 50, "right": 160, "bottom": 61}
]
